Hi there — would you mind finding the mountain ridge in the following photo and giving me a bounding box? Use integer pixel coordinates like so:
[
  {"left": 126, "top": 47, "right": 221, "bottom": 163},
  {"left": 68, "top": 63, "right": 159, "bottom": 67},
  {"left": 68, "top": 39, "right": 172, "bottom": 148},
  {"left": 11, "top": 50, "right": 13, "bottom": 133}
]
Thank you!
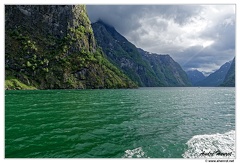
[
  {"left": 92, "top": 20, "right": 191, "bottom": 87},
  {"left": 138, "top": 48, "right": 191, "bottom": 86},
  {"left": 195, "top": 61, "right": 231, "bottom": 87}
]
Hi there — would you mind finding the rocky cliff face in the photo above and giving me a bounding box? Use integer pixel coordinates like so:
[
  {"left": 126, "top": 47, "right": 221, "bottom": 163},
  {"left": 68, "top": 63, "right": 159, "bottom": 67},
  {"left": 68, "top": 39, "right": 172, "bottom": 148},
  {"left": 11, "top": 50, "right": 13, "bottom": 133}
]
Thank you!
[
  {"left": 92, "top": 20, "right": 191, "bottom": 87},
  {"left": 6, "top": 5, "right": 96, "bottom": 52},
  {"left": 5, "top": 5, "right": 136, "bottom": 89}
]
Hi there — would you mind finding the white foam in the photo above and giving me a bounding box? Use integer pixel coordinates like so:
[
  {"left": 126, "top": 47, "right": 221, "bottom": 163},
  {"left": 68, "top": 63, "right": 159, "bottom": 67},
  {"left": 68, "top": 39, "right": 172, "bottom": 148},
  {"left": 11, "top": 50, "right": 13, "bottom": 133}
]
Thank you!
[
  {"left": 123, "top": 147, "right": 149, "bottom": 158},
  {"left": 182, "top": 130, "right": 235, "bottom": 159}
]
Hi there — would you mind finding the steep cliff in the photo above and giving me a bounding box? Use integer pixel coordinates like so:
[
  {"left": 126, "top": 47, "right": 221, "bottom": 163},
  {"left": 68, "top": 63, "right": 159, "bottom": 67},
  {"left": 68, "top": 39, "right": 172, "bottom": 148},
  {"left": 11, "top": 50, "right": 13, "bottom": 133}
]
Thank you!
[
  {"left": 5, "top": 5, "right": 136, "bottom": 89},
  {"left": 92, "top": 20, "right": 191, "bottom": 87}
]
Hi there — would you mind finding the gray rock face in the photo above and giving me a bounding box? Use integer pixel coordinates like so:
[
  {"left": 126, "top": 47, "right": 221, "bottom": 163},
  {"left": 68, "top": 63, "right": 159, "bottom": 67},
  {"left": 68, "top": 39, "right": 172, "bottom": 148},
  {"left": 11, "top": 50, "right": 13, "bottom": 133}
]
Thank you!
[
  {"left": 7, "top": 6, "right": 70, "bottom": 38},
  {"left": 5, "top": 5, "right": 96, "bottom": 53}
]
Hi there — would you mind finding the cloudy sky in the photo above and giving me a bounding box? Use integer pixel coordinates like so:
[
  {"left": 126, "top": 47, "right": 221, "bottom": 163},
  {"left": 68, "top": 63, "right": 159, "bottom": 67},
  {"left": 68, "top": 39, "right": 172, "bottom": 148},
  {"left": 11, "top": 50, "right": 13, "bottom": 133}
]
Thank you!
[{"left": 86, "top": 5, "right": 235, "bottom": 75}]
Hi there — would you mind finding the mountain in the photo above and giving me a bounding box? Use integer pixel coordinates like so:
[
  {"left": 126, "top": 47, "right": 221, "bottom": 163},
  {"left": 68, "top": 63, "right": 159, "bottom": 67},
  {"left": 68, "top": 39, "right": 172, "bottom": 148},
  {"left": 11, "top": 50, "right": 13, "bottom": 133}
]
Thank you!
[
  {"left": 186, "top": 70, "right": 206, "bottom": 85},
  {"left": 91, "top": 20, "right": 191, "bottom": 87},
  {"left": 91, "top": 20, "right": 160, "bottom": 86},
  {"left": 5, "top": 5, "right": 137, "bottom": 90},
  {"left": 195, "top": 61, "right": 231, "bottom": 87},
  {"left": 221, "top": 58, "right": 235, "bottom": 87},
  {"left": 138, "top": 48, "right": 191, "bottom": 86}
]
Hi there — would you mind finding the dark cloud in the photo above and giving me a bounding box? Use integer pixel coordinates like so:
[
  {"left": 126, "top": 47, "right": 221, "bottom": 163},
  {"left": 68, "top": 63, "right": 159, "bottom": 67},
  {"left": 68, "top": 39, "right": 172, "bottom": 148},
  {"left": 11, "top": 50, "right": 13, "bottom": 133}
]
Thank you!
[
  {"left": 86, "top": 5, "right": 235, "bottom": 74},
  {"left": 86, "top": 5, "right": 143, "bottom": 34},
  {"left": 86, "top": 5, "right": 203, "bottom": 34}
]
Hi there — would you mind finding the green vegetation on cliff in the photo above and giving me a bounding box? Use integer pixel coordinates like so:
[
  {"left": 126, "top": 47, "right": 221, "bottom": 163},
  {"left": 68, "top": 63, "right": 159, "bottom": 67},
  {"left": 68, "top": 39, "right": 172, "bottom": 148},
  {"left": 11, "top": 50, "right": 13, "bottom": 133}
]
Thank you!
[
  {"left": 5, "top": 5, "right": 137, "bottom": 89},
  {"left": 5, "top": 70, "right": 37, "bottom": 90}
]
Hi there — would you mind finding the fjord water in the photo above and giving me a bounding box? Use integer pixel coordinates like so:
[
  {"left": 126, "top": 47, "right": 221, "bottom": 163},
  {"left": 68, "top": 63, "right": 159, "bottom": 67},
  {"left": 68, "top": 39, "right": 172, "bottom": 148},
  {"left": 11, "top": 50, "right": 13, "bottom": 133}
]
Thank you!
[{"left": 5, "top": 87, "right": 235, "bottom": 158}]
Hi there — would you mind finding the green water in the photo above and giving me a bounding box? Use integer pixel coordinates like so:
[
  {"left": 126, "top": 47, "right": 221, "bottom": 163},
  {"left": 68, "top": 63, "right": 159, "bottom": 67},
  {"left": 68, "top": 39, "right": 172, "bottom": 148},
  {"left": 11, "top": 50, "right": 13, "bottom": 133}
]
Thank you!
[{"left": 5, "top": 87, "right": 235, "bottom": 158}]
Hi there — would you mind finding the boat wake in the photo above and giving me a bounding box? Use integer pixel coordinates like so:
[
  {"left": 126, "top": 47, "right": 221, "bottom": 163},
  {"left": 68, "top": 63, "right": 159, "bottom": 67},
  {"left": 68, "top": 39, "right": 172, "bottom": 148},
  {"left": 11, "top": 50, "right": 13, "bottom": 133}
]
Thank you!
[
  {"left": 182, "top": 130, "right": 235, "bottom": 159},
  {"left": 123, "top": 147, "right": 149, "bottom": 158}
]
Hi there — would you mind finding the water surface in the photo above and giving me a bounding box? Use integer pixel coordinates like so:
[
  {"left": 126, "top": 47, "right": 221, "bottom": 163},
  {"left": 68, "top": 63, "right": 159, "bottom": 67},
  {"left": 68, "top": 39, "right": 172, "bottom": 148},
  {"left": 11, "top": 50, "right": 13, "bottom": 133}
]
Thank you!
[{"left": 5, "top": 87, "right": 235, "bottom": 158}]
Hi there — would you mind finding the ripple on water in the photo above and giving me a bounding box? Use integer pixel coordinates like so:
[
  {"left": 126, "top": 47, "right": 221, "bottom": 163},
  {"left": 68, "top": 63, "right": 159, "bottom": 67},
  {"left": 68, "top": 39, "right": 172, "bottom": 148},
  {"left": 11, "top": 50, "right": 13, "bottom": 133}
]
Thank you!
[{"left": 5, "top": 88, "right": 235, "bottom": 158}]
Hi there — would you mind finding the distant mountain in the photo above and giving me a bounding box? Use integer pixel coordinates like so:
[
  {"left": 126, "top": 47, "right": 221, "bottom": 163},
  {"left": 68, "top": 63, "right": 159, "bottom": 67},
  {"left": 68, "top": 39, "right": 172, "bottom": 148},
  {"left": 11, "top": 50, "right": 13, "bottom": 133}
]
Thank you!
[
  {"left": 186, "top": 70, "right": 206, "bottom": 85},
  {"left": 221, "top": 58, "right": 235, "bottom": 87},
  {"left": 92, "top": 20, "right": 191, "bottom": 87},
  {"left": 195, "top": 61, "right": 231, "bottom": 87},
  {"left": 138, "top": 48, "right": 191, "bottom": 86}
]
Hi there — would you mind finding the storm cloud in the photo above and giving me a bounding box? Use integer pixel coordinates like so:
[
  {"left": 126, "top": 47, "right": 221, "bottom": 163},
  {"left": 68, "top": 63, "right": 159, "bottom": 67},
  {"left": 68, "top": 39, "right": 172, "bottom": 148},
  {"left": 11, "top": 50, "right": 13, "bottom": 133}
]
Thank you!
[{"left": 86, "top": 5, "right": 235, "bottom": 75}]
